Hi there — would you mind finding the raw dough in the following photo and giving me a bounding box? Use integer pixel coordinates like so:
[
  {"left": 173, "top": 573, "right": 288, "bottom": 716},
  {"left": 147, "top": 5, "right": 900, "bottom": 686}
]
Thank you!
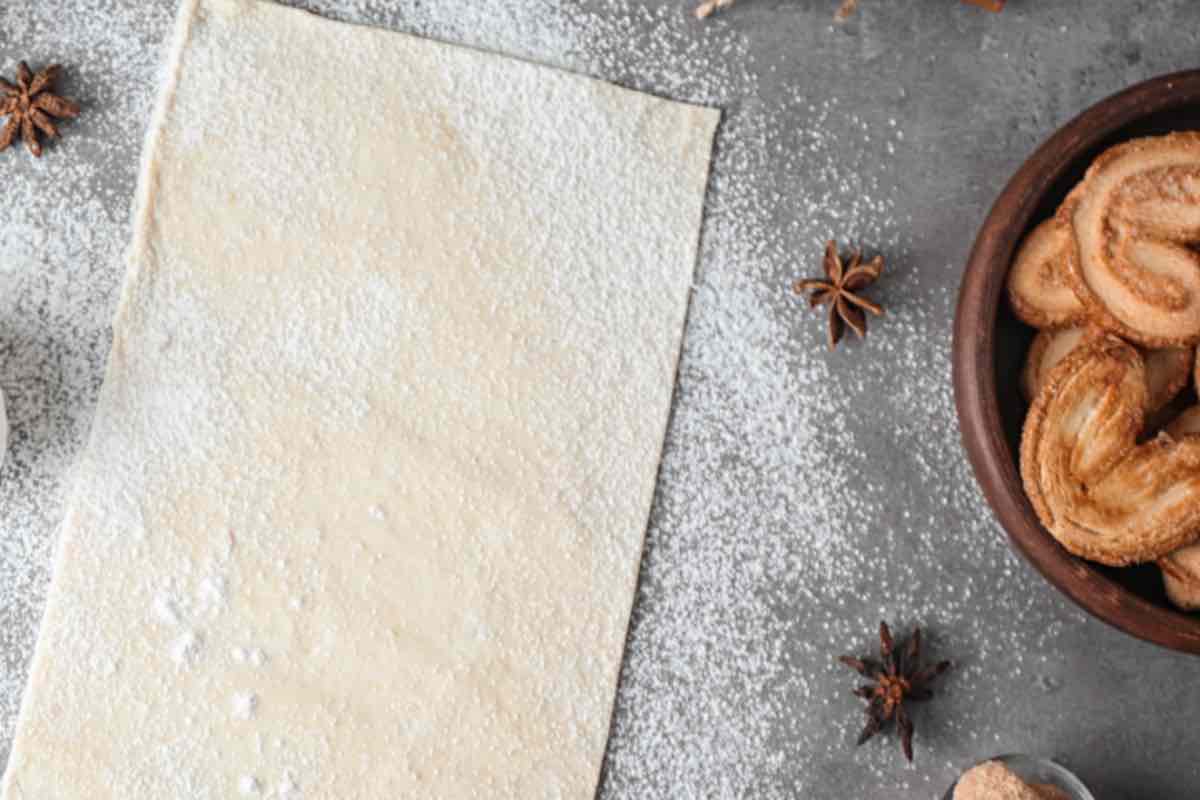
[{"left": 0, "top": 1, "right": 718, "bottom": 797}]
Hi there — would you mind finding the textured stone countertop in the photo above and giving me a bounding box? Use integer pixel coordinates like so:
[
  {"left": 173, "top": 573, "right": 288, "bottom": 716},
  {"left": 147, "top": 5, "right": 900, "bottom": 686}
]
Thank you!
[{"left": 1, "top": 1, "right": 1198, "bottom": 798}]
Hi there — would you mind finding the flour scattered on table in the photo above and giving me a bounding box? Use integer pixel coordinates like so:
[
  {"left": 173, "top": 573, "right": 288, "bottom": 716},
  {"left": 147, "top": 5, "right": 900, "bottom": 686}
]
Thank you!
[{"left": 0, "top": 0, "right": 177, "bottom": 761}]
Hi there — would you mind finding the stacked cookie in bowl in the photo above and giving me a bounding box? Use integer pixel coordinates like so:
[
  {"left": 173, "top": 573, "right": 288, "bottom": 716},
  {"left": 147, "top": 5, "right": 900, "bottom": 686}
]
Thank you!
[{"left": 1009, "top": 132, "right": 1200, "bottom": 610}]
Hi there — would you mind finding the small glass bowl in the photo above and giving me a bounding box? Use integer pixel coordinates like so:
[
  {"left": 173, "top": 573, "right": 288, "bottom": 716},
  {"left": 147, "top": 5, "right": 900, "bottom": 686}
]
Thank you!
[{"left": 943, "top": 754, "right": 1095, "bottom": 800}]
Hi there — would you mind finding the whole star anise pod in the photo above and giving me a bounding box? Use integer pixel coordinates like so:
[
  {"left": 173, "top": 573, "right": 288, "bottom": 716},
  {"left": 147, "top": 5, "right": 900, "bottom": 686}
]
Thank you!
[
  {"left": 839, "top": 622, "right": 951, "bottom": 763},
  {"left": 793, "top": 240, "right": 885, "bottom": 349},
  {"left": 0, "top": 61, "right": 81, "bottom": 157}
]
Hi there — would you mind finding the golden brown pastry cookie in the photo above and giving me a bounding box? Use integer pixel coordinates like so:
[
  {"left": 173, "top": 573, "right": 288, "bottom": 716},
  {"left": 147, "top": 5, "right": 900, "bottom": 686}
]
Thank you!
[
  {"left": 1021, "top": 326, "right": 1191, "bottom": 413},
  {"left": 1021, "top": 326, "right": 1095, "bottom": 403},
  {"left": 1007, "top": 218, "right": 1088, "bottom": 330},
  {"left": 1145, "top": 345, "right": 1194, "bottom": 413},
  {"left": 1059, "top": 132, "right": 1200, "bottom": 348},
  {"left": 1160, "top": 544, "right": 1200, "bottom": 610},
  {"left": 1021, "top": 336, "right": 1200, "bottom": 566},
  {"left": 1159, "top": 406, "right": 1200, "bottom": 609}
]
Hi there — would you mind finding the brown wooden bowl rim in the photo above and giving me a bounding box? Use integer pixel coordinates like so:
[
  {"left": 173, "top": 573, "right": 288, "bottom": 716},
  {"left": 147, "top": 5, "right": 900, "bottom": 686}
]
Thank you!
[{"left": 953, "top": 69, "right": 1200, "bottom": 654}]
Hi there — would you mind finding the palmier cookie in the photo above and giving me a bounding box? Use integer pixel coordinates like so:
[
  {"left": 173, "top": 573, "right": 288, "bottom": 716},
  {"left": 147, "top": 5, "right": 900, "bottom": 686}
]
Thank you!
[
  {"left": 1021, "top": 336, "right": 1200, "bottom": 566},
  {"left": 1160, "top": 407, "right": 1200, "bottom": 610},
  {"left": 1021, "top": 325, "right": 1191, "bottom": 413},
  {"left": 1006, "top": 218, "right": 1087, "bottom": 330},
  {"left": 1059, "top": 132, "right": 1200, "bottom": 348}
]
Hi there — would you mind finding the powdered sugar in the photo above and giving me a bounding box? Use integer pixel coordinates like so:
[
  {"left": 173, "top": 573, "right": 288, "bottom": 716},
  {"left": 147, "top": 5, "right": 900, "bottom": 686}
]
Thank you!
[
  {"left": 154, "top": 593, "right": 183, "bottom": 626},
  {"left": 232, "top": 645, "right": 268, "bottom": 667},
  {"left": 169, "top": 629, "right": 203, "bottom": 666},
  {"left": 231, "top": 691, "right": 259, "bottom": 721}
]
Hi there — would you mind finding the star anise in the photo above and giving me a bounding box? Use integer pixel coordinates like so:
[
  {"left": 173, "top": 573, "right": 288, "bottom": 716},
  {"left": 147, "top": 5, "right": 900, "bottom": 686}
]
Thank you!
[
  {"left": 839, "top": 622, "right": 951, "bottom": 763},
  {"left": 793, "top": 240, "right": 885, "bottom": 349},
  {"left": 0, "top": 61, "right": 81, "bottom": 157}
]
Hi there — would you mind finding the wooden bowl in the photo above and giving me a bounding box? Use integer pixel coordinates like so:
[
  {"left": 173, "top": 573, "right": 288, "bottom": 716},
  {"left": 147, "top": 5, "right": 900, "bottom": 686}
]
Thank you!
[{"left": 953, "top": 69, "right": 1200, "bottom": 654}]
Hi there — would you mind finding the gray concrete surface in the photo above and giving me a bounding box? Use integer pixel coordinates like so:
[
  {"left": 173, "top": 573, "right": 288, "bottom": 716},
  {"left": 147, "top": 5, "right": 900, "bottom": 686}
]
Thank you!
[{"left": 2, "top": 1, "right": 1200, "bottom": 798}]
